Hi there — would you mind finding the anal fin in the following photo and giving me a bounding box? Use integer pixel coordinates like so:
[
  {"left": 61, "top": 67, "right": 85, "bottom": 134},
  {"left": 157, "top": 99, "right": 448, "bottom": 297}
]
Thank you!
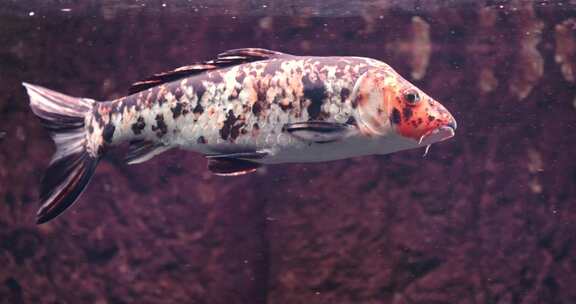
[
  {"left": 125, "top": 140, "right": 171, "bottom": 164},
  {"left": 207, "top": 158, "right": 261, "bottom": 176}
]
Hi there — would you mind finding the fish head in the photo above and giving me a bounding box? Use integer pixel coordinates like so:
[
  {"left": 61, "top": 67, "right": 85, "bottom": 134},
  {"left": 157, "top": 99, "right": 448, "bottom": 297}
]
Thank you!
[
  {"left": 387, "top": 78, "right": 456, "bottom": 146},
  {"left": 354, "top": 68, "right": 456, "bottom": 149}
]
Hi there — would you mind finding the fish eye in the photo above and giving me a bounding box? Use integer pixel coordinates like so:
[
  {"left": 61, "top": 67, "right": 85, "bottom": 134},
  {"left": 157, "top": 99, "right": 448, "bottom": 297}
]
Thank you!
[{"left": 403, "top": 90, "right": 420, "bottom": 105}]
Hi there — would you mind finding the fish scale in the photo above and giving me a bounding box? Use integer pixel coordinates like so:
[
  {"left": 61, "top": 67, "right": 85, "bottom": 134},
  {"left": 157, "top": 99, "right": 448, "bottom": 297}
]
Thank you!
[{"left": 95, "top": 56, "right": 376, "bottom": 152}]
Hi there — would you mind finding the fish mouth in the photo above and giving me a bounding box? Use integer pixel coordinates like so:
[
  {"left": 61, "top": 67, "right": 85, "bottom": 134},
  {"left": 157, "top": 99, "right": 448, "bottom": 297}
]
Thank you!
[{"left": 418, "top": 125, "right": 456, "bottom": 146}]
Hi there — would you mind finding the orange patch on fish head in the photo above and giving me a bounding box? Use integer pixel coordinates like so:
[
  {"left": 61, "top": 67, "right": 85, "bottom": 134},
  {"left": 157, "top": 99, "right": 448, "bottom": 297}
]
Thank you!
[
  {"left": 353, "top": 68, "right": 456, "bottom": 146},
  {"left": 389, "top": 81, "right": 456, "bottom": 145}
]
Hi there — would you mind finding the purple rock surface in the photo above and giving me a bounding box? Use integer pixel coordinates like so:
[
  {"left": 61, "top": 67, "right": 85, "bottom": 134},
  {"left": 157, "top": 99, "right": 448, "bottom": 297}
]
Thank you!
[{"left": 1, "top": 1, "right": 576, "bottom": 303}]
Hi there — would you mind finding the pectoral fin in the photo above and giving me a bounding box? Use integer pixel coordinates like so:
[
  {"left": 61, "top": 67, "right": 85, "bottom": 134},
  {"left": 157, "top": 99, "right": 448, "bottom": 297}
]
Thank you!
[
  {"left": 207, "top": 158, "right": 261, "bottom": 176},
  {"left": 205, "top": 150, "right": 269, "bottom": 160},
  {"left": 125, "top": 140, "right": 171, "bottom": 164},
  {"left": 283, "top": 121, "right": 355, "bottom": 143}
]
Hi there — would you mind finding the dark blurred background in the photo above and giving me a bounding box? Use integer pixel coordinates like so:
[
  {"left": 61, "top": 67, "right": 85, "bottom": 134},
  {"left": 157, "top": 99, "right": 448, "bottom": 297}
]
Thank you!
[{"left": 1, "top": 1, "right": 576, "bottom": 303}]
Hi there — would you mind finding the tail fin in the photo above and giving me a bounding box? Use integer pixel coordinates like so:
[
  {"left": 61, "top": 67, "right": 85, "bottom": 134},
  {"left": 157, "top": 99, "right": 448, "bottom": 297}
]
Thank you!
[{"left": 23, "top": 83, "right": 99, "bottom": 224}]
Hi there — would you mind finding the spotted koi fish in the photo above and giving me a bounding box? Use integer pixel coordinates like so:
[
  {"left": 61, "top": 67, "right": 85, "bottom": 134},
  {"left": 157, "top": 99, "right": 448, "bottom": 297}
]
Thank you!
[{"left": 23, "top": 48, "right": 456, "bottom": 224}]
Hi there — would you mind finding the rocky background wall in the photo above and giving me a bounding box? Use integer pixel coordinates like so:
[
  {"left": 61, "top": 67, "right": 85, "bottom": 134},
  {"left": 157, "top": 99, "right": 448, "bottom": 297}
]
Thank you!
[{"left": 1, "top": 1, "right": 576, "bottom": 303}]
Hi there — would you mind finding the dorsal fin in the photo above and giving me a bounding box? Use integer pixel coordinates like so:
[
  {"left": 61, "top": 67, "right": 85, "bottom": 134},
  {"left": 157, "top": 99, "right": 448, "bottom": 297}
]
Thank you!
[{"left": 129, "top": 48, "right": 290, "bottom": 94}]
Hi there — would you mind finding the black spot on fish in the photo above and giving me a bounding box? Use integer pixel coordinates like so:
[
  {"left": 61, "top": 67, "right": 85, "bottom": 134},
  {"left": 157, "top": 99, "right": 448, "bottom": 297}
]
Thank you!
[
  {"left": 193, "top": 102, "right": 204, "bottom": 114},
  {"left": 152, "top": 114, "right": 168, "bottom": 137},
  {"left": 403, "top": 107, "right": 413, "bottom": 121},
  {"left": 253, "top": 123, "right": 259, "bottom": 130},
  {"left": 340, "top": 88, "right": 351, "bottom": 102},
  {"left": 256, "top": 85, "right": 267, "bottom": 104},
  {"left": 428, "top": 115, "right": 436, "bottom": 122},
  {"left": 132, "top": 117, "right": 146, "bottom": 135},
  {"left": 220, "top": 110, "right": 238, "bottom": 141},
  {"left": 197, "top": 136, "right": 206, "bottom": 144},
  {"left": 230, "top": 123, "right": 244, "bottom": 140},
  {"left": 171, "top": 103, "right": 183, "bottom": 119},
  {"left": 103, "top": 124, "right": 115, "bottom": 143},
  {"left": 192, "top": 81, "right": 206, "bottom": 101},
  {"left": 302, "top": 74, "right": 327, "bottom": 120},
  {"left": 92, "top": 109, "right": 104, "bottom": 125},
  {"left": 345, "top": 115, "right": 357, "bottom": 126},
  {"left": 252, "top": 102, "right": 263, "bottom": 116},
  {"left": 391, "top": 108, "right": 401, "bottom": 125},
  {"left": 88, "top": 125, "right": 94, "bottom": 134}
]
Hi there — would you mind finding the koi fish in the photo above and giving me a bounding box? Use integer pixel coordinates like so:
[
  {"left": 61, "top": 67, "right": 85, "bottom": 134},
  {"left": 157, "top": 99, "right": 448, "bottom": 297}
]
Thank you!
[{"left": 23, "top": 48, "right": 456, "bottom": 224}]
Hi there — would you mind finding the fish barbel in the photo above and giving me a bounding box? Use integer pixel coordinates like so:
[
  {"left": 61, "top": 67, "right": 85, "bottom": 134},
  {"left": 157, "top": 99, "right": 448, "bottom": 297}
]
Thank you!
[{"left": 23, "top": 48, "right": 456, "bottom": 224}]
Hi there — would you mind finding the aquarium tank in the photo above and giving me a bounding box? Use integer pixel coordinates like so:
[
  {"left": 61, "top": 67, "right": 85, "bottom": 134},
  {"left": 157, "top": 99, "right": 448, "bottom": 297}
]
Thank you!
[{"left": 1, "top": 0, "right": 576, "bottom": 303}]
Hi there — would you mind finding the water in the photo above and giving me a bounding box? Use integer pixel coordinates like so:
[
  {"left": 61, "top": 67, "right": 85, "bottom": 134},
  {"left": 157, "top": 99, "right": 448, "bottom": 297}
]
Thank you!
[{"left": 1, "top": 1, "right": 576, "bottom": 303}]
